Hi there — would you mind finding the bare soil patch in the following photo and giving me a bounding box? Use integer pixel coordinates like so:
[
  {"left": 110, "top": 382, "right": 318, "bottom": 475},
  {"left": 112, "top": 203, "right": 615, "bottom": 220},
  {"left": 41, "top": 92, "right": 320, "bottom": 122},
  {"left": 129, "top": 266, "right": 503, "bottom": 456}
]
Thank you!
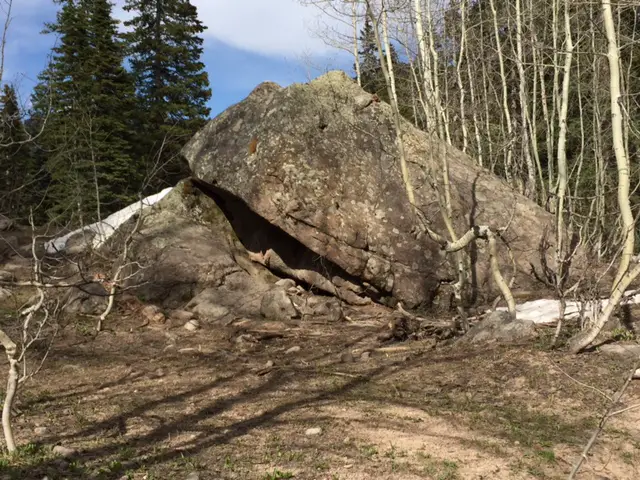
[{"left": 1, "top": 303, "right": 639, "bottom": 480}]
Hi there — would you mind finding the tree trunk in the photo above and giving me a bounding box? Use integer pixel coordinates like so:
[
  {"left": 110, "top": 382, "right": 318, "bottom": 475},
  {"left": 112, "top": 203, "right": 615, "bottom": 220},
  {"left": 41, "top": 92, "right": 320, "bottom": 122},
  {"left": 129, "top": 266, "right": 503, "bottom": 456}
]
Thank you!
[{"left": 0, "top": 329, "right": 18, "bottom": 453}]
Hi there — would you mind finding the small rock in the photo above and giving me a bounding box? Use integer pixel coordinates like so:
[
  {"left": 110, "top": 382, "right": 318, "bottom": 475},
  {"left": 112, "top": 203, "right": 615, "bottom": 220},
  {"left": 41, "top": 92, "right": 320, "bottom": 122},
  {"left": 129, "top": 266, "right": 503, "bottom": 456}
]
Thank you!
[
  {"left": 303, "top": 295, "right": 343, "bottom": 322},
  {"left": 285, "top": 346, "right": 301, "bottom": 355},
  {"left": 0, "top": 270, "right": 15, "bottom": 282},
  {"left": 260, "top": 287, "right": 298, "bottom": 321},
  {"left": 190, "top": 301, "right": 229, "bottom": 321},
  {"left": 185, "top": 473, "right": 200, "bottom": 480},
  {"left": 305, "top": 427, "right": 323, "bottom": 436},
  {"left": 34, "top": 426, "right": 48, "bottom": 436},
  {"left": 169, "top": 309, "right": 195, "bottom": 322},
  {"left": 0, "top": 287, "right": 10, "bottom": 301},
  {"left": 184, "top": 319, "right": 200, "bottom": 331},
  {"left": 265, "top": 360, "right": 275, "bottom": 368},
  {"left": 460, "top": 310, "right": 538, "bottom": 345},
  {"left": 0, "top": 214, "right": 13, "bottom": 231},
  {"left": 275, "top": 278, "right": 296, "bottom": 289},
  {"left": 141, "top": 304, "right": 165, "bottom": 324},
  {"left": 340, "top": 351, "right": 355, "bottom": 363},
  {"left": 52, "top": 445, "right": 77, "bottom": 457},
  {"left": 354, "top": 93, "right": 373, "bottom": 110},
  {"left": 599, "top": 343, "right": 640, "bottom": 358},
  {"left": 360, "top": 351, "right": 371, "bottom": 362}
]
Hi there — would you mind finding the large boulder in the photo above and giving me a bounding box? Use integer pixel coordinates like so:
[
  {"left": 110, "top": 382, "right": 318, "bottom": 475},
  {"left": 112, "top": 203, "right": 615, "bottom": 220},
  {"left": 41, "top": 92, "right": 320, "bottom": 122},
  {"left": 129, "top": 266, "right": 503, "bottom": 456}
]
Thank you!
[{"left": 182, "top": 71, "right": 565, "bottom": 309}]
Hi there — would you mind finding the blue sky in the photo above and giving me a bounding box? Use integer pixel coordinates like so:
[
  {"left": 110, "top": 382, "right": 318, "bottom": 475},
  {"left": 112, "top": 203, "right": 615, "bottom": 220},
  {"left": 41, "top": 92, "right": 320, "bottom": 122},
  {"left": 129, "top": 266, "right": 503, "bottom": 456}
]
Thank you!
[{"left": 2, "top": 0, "right": 354, "bottom": 117}]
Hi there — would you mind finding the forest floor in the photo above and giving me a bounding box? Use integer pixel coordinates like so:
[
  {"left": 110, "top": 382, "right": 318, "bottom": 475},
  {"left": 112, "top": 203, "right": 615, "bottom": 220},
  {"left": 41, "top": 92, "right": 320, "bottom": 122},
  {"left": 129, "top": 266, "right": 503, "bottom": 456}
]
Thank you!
[{"left": 1, "top": 300, "right": 640, "bottom": 480}]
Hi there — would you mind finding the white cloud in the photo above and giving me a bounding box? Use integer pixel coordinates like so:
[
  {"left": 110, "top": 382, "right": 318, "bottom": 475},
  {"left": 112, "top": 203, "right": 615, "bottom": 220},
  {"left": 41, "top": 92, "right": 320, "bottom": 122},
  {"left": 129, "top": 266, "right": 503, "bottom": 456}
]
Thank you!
[{"left": 113, "top": 0, "right": 347, "bottom": 58}]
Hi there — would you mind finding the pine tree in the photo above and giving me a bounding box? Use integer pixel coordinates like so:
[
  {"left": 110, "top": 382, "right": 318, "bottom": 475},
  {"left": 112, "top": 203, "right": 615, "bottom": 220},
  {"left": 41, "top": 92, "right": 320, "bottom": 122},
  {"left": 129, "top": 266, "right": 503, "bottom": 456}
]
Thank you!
[
  {"left": 123, "top": 0, "right": 212, "bottom": 190},
  {"left": 0, "top": 85, "right": 35, "bottom": 218},
  {"left": 355, "top": 19, "right": 413, "bottom": 120},
  {"left": 357, "top": 17, "right": 379, "bottom": 93},
  {"left": 83, "top": 0, "right": 140, "bottom": 215},
  {"left": 31, "top": 0, "right": 139, "bottom": 224}
]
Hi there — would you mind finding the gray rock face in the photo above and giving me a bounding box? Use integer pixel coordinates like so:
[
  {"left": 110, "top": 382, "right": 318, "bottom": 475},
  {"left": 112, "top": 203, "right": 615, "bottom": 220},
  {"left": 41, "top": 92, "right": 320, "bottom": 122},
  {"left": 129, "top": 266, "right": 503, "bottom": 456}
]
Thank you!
[
  {"left": 116, "top": 179, "right": 276, "bottom": 309},
  {"left": 182, "top": 70, "right": 563, "bottom": 308},
  {"left": 461, "top": 310, "right": 538, "bottom": 344}
]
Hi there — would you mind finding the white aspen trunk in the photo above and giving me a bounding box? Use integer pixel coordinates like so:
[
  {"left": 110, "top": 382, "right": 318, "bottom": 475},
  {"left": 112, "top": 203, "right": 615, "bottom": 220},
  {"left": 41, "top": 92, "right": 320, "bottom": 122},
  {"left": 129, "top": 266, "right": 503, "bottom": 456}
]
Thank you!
[
  {"left": 551, "top": 0, "right": 574, "bottom": 345},
  {"left": 426, "top": 0, "right": 450, "bottom": 143},
  {"left": 549, "top": 0, "right": 560, "bottom": 197},
  {"left": 0, "top": 330, "right": 18, "bottom": 453},
  {"left": 621, "top": 5, "right": 635, "bottom": 169},
  {"left": 514, "top": 0, "right": 537, "bottom": 200},
  {"left": 465, "top": 44, "right": 483, "bottom": 166},
  {"left": 352, "top": 0, "right": 362, "bottom": 86},
  {"left": 455, "top": 0, "right": 469, "bottom": 154},
  {"left": 412, "top": 0, "right": 437, "bottom": 133},
  {"left": 489, "top": 0, "right": 514, "bottom": 185},
  {"left": 603, "top": 0, "right": 635, "bottom": 290},
  {"left": 528, "top": 25, "right": 547, "bottom": 203},
  {"left": 591, "top": 1, "right": 606, "bottom": 257},
  {"left": 381, "top": 8, "right": 398, "bottom": 102},
  {"left": 478, "top": 0, "right": 494, "bottom": 171},
  {"left": 569, "top": 0, "right": 636, "bottom": 353},
  {"left": 570, "top": 50, "right": 586, "bottom": 205},
  {"left": 0, "top": 0, "right": 13, "bottom": 85},
  {"left": 365, "top": 1, "right": 416, "bottom": 206}
]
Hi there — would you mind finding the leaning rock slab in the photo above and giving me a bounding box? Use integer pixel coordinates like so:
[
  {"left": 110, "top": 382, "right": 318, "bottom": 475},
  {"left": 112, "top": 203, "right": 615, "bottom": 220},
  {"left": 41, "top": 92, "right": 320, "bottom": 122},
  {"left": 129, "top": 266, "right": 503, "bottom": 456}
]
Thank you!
[{"left": 183, "top": 71, "right": 569, "bottom": 308}]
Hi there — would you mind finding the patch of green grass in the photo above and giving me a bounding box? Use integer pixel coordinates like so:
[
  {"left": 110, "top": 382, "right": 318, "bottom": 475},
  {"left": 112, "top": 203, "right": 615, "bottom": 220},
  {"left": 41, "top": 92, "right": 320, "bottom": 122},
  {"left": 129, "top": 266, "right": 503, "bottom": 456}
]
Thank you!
[
  {"left": 621, "top": 451, "right": 634, "bottom": 465},
  {"left": 535, "top": 448, "right": 556, "bottom": 463},
  {"left": 223, "top": 455, "right": 236, "bottom": 471},
  {"left": 263, "top": 469, "right": 294, "bottom": 480},
  {"left": 93, "top": 459, "right": 125, "bottom": 479},
  {"left": 417, "top": 453, "right": 460, "bottom": 479},
  {"left": 0, "top": 442, "right": 85, "bottom": 480},
  {"left": 611, "top": 327, "right": 635, "bottom": 341},
  {"left": 467, "top": 404, "right": 593, "bottom": 448},
  {"left": 438, "top": 460, "right": 460, "bottom": 480},
  {"left": 359, "top": 443, "right": 378, "bottom": 459}
]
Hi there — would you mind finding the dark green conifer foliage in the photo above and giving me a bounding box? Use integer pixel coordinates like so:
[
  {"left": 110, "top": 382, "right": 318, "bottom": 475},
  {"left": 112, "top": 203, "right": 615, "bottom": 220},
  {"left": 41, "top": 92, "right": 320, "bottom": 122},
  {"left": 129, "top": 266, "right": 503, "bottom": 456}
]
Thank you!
[
  {"left": 123, "top": 0, "right": 212, "bottom": 189},
  {"left": 0, "top": 84, "right": 36, "bottom": 219},
  {"left": 31, "top": 0, "right": 138, "bottom": 224},
  {"left": 354, "top": 18, "right": 415, "bottom": 123}
]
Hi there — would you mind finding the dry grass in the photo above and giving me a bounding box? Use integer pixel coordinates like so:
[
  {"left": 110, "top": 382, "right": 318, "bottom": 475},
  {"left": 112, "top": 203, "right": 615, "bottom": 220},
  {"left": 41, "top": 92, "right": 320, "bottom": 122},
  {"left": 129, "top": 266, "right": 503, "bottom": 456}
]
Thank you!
[{"left": 0, "top": 302, "right": 639, "bottom": 480}]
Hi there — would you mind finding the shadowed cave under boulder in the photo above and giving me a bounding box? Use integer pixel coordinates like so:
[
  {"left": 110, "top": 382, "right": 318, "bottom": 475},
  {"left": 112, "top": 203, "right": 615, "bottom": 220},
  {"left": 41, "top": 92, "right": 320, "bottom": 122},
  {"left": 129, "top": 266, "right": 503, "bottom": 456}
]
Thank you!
[{"left": 189, "top": 178, "right": 388, "bottom": 305}]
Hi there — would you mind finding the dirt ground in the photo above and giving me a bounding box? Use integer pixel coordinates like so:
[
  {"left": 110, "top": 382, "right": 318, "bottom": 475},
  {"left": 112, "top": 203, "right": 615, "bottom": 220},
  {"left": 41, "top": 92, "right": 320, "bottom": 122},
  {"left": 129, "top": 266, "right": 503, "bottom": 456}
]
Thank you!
[{"left": 1, "top": 301, "right": 640, "bottom": 480}]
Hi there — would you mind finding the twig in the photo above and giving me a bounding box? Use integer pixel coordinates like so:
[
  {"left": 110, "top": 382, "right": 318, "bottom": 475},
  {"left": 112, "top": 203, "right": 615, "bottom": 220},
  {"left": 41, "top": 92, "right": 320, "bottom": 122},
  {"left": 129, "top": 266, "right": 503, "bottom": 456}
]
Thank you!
[
  {"left": 548, "top": 360, "right": 611, "bottom": 401},
  {"left": 568, "top": 356, "right": 640, "bottom": 479}
]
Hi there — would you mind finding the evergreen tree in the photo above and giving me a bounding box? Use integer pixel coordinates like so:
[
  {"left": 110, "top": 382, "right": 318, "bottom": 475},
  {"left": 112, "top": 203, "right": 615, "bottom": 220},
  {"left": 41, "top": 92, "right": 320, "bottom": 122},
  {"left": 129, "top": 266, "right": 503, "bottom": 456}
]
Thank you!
[
  {"left": 0, "top": 85, "right": 35, "bottom": 218},
  {"left": 357, "top": 17, "right": 379, "bottom": 93},
  {"left": 355, "top": 19, "right": 414, "bottom": 122},
  {"left": 123, "top": 0, "right": 212, "bottom": 189},
  {"left": 31, "top": 0, "right": 139, "bottom": 224},
  {"left": 84, "top": 0, "right": 140, "bottom": 213}
]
